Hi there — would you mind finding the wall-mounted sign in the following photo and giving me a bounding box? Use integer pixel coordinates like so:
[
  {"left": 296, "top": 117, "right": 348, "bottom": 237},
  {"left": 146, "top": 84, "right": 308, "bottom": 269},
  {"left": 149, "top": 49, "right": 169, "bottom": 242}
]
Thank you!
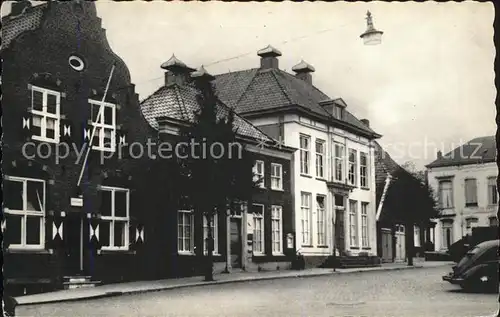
[
  {"left": 70, "top": 197, "right": 83, "bottom": 207},
  {"left": 287, "top": 233, "right": 294, "bottom": 249}
]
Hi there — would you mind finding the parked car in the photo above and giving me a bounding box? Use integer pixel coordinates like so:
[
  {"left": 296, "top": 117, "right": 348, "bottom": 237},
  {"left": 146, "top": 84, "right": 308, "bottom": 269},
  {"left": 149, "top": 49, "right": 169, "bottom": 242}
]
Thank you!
[
  {"left": 443, "top": 239, "right": 499, "bottom": 292},
  {"left": 448, "top": 236, "right": 472, "bottom": 263}
]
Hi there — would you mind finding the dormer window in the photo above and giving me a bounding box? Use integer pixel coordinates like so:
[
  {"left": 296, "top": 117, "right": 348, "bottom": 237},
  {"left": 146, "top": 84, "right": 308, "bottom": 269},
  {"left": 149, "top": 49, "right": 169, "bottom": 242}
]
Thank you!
[
  {"left": 334, "top": 105, "right": 343, "bottom": 120},
  {"left": 89, "top": 99, "right": 116, "bottom": 152},
  {"left": 30, "top": 86, "right": 61, "bottom": 143}
]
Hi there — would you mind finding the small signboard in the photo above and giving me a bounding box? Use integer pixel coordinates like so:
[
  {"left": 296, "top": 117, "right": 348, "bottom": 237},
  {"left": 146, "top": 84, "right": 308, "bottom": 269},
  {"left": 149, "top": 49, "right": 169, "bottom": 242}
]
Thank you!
[{"left": 70, "top": 197, "right": 83, "bottom": 207}]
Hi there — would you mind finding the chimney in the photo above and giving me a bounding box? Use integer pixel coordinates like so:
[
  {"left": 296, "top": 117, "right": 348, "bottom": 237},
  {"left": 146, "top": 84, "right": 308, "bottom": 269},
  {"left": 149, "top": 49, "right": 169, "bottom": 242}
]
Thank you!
[
  {"left": 360, "top": 119, "right": 370, "bottom": 127},
  {"left": 437, "top": 150, "right": 443, "bottom": 159},
  {"left": 292, "top": 60, "right": 315, "bottom": 85},
  {"left": 161, "top": 54, "right": 195, "bottom": 86},
  {"left": 191, "top": 65, "right": 215, "bottom": 81},
  {"left": 10, "top": 0, "right": 32, "bottom": 17},
  {"left": 257, "top": 45, "right": 282, "bottom": 69}
]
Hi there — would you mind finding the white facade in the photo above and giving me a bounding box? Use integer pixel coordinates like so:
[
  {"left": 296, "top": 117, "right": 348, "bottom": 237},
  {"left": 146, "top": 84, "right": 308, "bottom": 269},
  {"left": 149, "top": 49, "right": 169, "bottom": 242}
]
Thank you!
[
  {"left": 427, "top": 162, "right": 498, "bottom": 250},
  {"left": 251, "top": 114, "right": 378, "bottom": 257}
]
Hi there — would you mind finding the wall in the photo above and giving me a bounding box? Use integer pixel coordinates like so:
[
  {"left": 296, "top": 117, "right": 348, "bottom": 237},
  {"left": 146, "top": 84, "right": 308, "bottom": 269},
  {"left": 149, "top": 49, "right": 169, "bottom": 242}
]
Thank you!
[
  {"left": 2, "top": 2, "right": 156, "bottom": 294},
  {"left": 427, "top": 162, "right": 497, "bottom": 250},
  {"left": 250, "top": 113, "right": 378, "bottom": 262}
]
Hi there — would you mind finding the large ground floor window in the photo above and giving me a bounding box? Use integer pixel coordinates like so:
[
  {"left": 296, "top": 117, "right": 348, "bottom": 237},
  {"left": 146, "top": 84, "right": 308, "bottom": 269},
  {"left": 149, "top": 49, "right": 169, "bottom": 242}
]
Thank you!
[
  {"left": 4, "top": 176, "right": 46, "bottom": 250},
  {"left": 178, "top": 210, "right": 194, "bottom": 254},
  {"left": 99, "top": 186, "right": 130, "bottom": 250}
]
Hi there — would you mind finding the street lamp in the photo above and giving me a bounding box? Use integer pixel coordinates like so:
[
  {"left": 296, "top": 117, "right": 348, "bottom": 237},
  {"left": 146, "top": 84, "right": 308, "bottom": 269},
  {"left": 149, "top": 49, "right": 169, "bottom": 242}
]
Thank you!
[{"left": 360, "top": 11, "right": 383, "bottom": 45}]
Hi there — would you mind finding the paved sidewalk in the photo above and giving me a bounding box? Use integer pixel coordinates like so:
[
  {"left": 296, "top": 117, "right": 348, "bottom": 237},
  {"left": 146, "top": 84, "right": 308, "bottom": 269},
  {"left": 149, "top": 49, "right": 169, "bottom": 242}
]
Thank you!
[{"left": 14, "top": 261, "right": 453, "bottom": 306}]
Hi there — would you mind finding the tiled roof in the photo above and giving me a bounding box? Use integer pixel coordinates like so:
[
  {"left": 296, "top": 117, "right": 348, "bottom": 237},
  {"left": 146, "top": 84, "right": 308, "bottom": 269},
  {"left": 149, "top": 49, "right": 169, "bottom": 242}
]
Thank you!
[
  {"left": 212, "top": 68, "right": 380, "bottom": 138},
  {"left": 374, "top": 141, "right": 402, "bottom": 188},
  {"left": 1, "top": 4, "right": 46, "bottom": 51},
  {"left": 140, "top": 83, "right": 275, "bottom": 143},
  {"left": 426, "top": 136, "right": 496, "bottom": 168}
]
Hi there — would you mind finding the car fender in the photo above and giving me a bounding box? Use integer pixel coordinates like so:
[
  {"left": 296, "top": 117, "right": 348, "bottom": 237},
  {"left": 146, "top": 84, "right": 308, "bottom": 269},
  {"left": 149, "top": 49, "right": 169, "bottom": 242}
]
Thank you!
[
  {"left": 462, "top": 263, "right": 496, "bottom": 279},
  {"left": 461, "top": 263, "right": 489, "bottom": 279}
]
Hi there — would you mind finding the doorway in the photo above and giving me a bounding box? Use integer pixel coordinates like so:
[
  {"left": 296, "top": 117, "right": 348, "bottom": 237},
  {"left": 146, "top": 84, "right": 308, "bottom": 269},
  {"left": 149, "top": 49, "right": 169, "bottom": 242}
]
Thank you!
[
  {"left": 65, "top": 214, "right": 83, "bottom": 275},
  {"left": 335, "top": 208, "right": 345, "bottom": 254},
  {"left": 230, "top": 218, "right": 242, "bottom": 268},
  {"left": 395, "top": 225, "right": 406, "bottom": 262},
  {"left": 381, "top": 229, "right": 393, "bottom": 262}
]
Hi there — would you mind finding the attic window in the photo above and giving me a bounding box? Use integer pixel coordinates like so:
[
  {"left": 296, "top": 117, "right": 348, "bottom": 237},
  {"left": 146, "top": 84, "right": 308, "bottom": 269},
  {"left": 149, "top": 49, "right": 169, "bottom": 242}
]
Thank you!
[
  {"left": 69, "top": 55, "right": 85, "bottom": 72},
  {"left": 334, "top": 105, "right": 343, "bottom": 120}
]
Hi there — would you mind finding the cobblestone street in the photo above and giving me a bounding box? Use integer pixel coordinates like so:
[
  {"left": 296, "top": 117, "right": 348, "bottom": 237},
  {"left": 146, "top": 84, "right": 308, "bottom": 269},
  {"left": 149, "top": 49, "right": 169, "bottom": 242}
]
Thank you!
[{"left": 16, "top": 266, "right": 498, "bottom": 317}]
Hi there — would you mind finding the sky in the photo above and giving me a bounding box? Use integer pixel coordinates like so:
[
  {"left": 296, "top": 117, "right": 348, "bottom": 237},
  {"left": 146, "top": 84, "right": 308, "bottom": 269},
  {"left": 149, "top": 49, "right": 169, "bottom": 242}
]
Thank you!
[{"left": 2, "top": 1, "right": 496, "bottom": 170}]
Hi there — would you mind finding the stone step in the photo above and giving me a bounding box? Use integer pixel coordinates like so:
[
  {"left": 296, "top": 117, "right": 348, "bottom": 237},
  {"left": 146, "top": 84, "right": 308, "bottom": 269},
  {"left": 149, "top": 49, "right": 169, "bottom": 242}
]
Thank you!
[
  {"left": 62, "top": 280, "right": 101, "bottom": 290},
  {"left": 63, "top": 276, "right": 92, "bottom": 283}
]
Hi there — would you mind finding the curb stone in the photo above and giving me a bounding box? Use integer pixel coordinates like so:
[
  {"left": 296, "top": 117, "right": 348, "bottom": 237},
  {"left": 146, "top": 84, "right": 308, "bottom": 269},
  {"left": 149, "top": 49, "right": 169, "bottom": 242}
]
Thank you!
[{"left": 15, "top": 263, "right": 451, "bottom": 306}]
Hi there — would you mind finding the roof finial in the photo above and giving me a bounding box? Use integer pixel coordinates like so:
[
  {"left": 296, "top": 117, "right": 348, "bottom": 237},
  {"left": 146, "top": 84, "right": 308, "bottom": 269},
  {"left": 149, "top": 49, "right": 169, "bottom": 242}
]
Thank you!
[
  {"left": 366, "top": 10, "right": 374, "bottom": 29},
  {"left": 360, "top": 10, "right": 383, "bottom": 45}
]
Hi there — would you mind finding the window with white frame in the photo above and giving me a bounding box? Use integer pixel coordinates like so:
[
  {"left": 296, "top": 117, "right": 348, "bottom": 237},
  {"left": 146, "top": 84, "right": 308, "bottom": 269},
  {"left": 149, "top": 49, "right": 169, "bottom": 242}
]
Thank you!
[
  {"left": 252, "top": 204, "right": 265, "bottom": 254},
  {"left": 203, "top": 215, "right": 218, "bottom": 255},
  {"left": 488, "top": 177, "right": 498, "bottom": 205},
  {"left": 348, "top": 149, "right": 357, "bottom": 186},
  {"left": 349, "top": 200, "right": 358, "bottom": 247},
  {"left": 441, "top": 220, "right": 453, "bottom": 249},
  {"left": 31, "top": 86, "right": 61, "bottom": 143},
  {"left": 300, "top": 192, "right": 312, "bottom": 246},
  {"left": 271, "top": 163, "right": 283, "bottom": 190},
  {"left": 315, "top": 139, "right": 325, "bottom": 178},
  {"left": 177, "top": 210, "right": 194, "bottom": 253},
  {"left": 465, "top": 217, "right": 478, "bottom": 235},
  {"left": 438, "top": 180, "right": 453, "bottom": 208},
  {"left": 414, "top": 225, "right": 420, "bottom": 247},
  {"left": 334, "top": 143, "right": 345, "bottom": 182},
  {"left": 99, "top": 186, "right": 130, "bottom": 250},
  {"left": 361, "top": 202, "right": 369, "bottom": 247},
  {"left": 253, "top": 160, "right": 265, "bottom": 188},
  {"left": 316, "top": 195, "right": 327, "bottom": 246},
  {"left": 271, "top": 205, "right": 283, "bottom": 254},
  {"left": 300, "top": 135, "right": 311, "bottom": 175},
  {"left": 360, "top": 152, "right": 368, "bottom": 188},
  {"left": 464, "top": 178, "right": 478, "bottom": 207},
  {"left": 89, "top": 99, "right": 116, "bottom": 152},
  {"left": 4, "top": 176, "right": 46, "bottom": 249}
]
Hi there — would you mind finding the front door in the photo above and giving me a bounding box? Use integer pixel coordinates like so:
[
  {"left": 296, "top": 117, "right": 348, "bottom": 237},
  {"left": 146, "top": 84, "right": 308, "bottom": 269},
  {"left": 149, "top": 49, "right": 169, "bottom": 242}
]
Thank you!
[
  {"left": 230, "top": 219, "right": 242, "bottom": 268},
  {"left": 335, "top": 208, "right": 345, "bottom": 254},
  {"left": 65, "top": 213, "right": 83, "bottom": 275},
  {"left": 381, "top": 230, "right": 393, "bottom": 262}
]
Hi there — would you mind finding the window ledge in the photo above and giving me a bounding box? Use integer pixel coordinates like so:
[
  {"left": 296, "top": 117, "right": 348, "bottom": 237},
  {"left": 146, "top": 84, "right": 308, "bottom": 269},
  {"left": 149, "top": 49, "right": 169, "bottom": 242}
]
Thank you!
[
  {"left": 98, "top": 249, "right": 135, "bottom": 255},
  {"left": 203, "top": 253, "right": 222, "bottom": 256},
  {"left": 178, "top": 251, "right": 195, "bottom": 256},
  {"left": 362, "top": 247, "right": 371, "bottom": 250},
  {"left": 350, "top": 246, "right": 360, "bottom": 250},
  {"left": 315, "top": 177, "right": 326, "bottom": 182},
  {"left": 317, "top": 245, "right": 329, "bottom": 248},
  {"left": 272, "top": 253, "right": 286, "bottom": 256},
  {"left": 300, "top": 245, "right": 313, "bottom": 248},
  {"left": 465, "top": 204, "right": 478, "bottom": 208},
  {"left": 32, "top": 135, "right": 59, "bottom": 144},
  {"left": 271, "top": 188, "right": 284, "bottom": 192},
  {"left": 300, "top": 174, "right": 312, "bottom": 179},
  {"left": 360, "top": 187, "right": 370, "bottom": 191},
  {"left": 6, "top": 248, "right": 53, "bottom": 254},
  {"left": 253, "top": 253, "right": 266, "bottom": 256}
]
